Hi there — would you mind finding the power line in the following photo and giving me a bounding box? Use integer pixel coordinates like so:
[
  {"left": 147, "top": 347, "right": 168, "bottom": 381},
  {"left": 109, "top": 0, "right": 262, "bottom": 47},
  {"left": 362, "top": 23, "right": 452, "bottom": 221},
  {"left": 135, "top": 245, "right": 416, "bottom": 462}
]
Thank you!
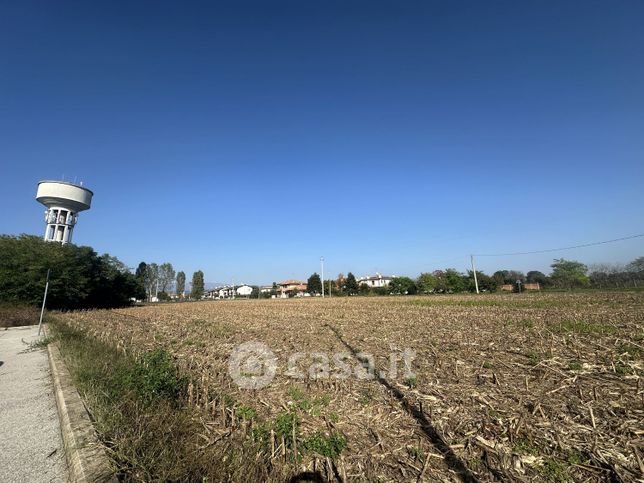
[{"left": 474, "top": 233, "right": 644, "bottom": 257}]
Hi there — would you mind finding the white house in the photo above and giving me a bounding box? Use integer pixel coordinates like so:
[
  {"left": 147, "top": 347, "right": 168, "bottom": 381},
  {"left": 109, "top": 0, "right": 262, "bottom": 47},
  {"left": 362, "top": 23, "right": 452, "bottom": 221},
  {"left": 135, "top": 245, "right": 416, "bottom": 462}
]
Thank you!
[
  {"left": 236, "top": 285, "right": 253, "bottom": 297},
  {"left": 358, "top": 272, "right": 394, "bottom": 288}
]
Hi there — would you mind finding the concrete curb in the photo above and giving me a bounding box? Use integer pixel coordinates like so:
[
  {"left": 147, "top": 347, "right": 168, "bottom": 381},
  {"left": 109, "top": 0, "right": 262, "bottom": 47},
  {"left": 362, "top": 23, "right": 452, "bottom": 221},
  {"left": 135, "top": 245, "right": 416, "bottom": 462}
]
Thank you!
[{"left": 47, "top": 331, "right": 117, "bottom": 482}]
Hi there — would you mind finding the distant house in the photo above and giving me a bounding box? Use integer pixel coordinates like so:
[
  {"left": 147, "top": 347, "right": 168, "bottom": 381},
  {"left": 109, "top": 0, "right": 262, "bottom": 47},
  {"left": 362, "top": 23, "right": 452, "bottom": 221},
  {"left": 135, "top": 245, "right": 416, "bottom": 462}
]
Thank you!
[
  {"left": 278, "top": 280, "right": 308, "bottom": 297},
  {"left": 500, "top": 283, "right": 540, "bottom": 291},
  {"left": 203, "top": 285, "right": 236, "bottom": 299},
  {"left": 236, "top": 285, "right": 253, "bottom": 297},
  {"left": 358, "top": 273, "right": 394, "bottom": 288}
]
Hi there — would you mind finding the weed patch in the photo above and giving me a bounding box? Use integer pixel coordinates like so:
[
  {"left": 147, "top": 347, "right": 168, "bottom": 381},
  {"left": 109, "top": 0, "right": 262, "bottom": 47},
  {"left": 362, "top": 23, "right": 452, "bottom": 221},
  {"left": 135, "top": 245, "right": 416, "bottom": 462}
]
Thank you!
[
  {"left": 404, "top": 375, "right": 418, "bottom": 388},
  {"left": 302, "top": 431, "right": 347, "bottom": 458},
  {"left": 525, "top": 351, "right": 541, "bottom": 366},
  {"left": 26, "top": 334, "right": 56, "bottom": 351},
  {"left": 552, "top": 320, "right": 616, "bottom": 335},
  {"left": 122, "top": 348, "right": 185, "bottom": 404},
  {"left": 537, "top": 458, "right": 569, "bottom": 482}
]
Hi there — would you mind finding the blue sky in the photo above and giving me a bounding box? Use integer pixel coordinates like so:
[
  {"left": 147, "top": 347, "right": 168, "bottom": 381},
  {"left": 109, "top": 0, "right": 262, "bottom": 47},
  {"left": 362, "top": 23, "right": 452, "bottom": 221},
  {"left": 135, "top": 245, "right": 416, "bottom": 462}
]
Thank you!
[{"left": 1, "top": 1, "right": 643, "bottom": 285}]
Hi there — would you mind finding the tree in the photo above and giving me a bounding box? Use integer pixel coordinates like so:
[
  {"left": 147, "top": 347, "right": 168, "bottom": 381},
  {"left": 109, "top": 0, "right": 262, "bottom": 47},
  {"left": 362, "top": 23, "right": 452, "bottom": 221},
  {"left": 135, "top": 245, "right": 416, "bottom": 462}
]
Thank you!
[
  {"left": 444, "top": 268, "right": 467, "bottom": 292},
  {"left": 389, "top": 276, "right": 417, "bottom": 295},
  {"left": 176, "top": 271, "right": 186, "bottom": 298},
  {"left": 307, "top": 272, "right": 322, "bottom": 295},
  {"left": 158, "top": 263, "right": 176, "bottom": 293},
  {"left": 417, "top": 272, "right": 437, "bottom": 293},
  {"left": 466, "top": 270, "right": 496, "bottom": 292},
  {"left": 526, "top": 270, "right": 550, "bottom": 287},
  {"left": 336, "top": 273, "right": 346, "bottom": 294},
  {"left": 0, "top": 235, "right": 139, "bottom": 310},
  {"left": 550, "top": 259, "right": 589, "bottom": 289},
  {"left": 507, "top": 270, "right": 526, "bottom": 283},
  {"left": 432, "top": 270, "right": 447, "bottom": 292},
  {"left": 190, "top": 270, "right": 205, "bottom": 299},
  {"left": 626, "top": 257, "right": 644, "bottom": 273},
  {"left": 134, "top": 262, "right": 147, "bottom": 300},
  {"left": 144, "top": 263, "right": 159, "bottom": 301},
  {"left": 492, "top": 270, "right": 509, "bottom": 288},
  {"left": 345, "top": 272, "right": 359, "bottom": 295},
  {"left": 588, "top": 259, "right": 644, "bottom": 288},
  {"left": 323, "top": 280, "right": 338, "bottom": 296}
]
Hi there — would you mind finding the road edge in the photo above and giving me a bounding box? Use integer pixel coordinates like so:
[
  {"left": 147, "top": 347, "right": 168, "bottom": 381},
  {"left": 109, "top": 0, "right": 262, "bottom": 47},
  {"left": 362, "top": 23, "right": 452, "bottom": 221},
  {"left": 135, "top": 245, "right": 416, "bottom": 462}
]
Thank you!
[{"left": 47, "top": 330, "right": 117, "bottom": 482}]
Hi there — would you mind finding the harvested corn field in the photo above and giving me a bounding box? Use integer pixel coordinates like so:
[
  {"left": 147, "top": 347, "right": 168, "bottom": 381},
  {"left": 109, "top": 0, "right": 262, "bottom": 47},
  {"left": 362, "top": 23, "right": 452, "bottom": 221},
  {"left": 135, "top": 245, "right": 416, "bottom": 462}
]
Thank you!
[{"left": 55, "top": 292, "right": 643, "bottom": 482}]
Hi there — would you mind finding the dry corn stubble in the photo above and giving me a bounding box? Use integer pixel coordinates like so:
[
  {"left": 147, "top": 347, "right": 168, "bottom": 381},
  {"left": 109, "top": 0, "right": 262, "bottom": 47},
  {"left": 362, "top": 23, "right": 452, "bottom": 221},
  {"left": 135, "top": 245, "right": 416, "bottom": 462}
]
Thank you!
[{"left": 57, "top": 292, "right": 643, "bottom": 482}]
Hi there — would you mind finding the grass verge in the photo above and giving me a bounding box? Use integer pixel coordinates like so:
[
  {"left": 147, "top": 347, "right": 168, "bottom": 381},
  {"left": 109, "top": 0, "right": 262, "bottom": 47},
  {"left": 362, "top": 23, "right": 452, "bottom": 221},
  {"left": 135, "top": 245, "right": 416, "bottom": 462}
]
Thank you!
[
  {"left": 49, "top": 320, "right": 348, "bottom": 481},
  {"left": 49, "top": 321, "right": 283, "bottom": 481}
]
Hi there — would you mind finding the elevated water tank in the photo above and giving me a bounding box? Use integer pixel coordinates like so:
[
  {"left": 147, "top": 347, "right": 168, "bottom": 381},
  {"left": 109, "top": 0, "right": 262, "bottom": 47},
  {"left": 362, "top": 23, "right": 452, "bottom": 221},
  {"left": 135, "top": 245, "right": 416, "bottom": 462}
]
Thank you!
[{"left": 36, "top": 181, "right": 93, "bottom": 244}]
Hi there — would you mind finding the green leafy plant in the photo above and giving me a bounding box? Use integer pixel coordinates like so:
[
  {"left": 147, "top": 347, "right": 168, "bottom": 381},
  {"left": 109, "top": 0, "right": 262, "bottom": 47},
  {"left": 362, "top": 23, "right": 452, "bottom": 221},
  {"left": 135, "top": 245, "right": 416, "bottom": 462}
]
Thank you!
[
  {"left": 404, "top": 375, "right": 418, "bottom": 388},
  {"left": 303, "top": 431, "right": 346, "bottom": 458}
]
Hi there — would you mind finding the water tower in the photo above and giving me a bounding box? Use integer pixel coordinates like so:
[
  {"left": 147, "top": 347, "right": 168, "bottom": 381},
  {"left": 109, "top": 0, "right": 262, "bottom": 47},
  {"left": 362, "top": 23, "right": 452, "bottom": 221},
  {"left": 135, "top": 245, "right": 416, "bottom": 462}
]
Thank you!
[{"left": 36, "top": 181, "right": 93, "bottom": 244}]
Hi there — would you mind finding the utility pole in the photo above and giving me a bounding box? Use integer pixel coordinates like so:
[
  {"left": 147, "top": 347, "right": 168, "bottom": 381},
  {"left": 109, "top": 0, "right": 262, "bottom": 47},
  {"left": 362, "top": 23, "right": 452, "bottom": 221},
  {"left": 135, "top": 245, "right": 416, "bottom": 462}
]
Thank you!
[
  {"left": 471, "top": 255, "right": 480, "bottom": 294},
  {"left": 320, "top": 256, "right": 325, "bottom": 298},
  {"left": 38, "top": 269, "right": 50, "bottom": 336}
]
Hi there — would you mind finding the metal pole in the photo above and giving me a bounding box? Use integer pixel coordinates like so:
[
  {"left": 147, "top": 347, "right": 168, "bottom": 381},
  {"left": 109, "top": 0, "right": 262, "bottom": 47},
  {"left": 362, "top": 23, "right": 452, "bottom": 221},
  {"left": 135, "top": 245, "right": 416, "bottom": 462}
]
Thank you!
[
  {"left": 320, "top": 257, "right": 325, "bottom": 298},
  {"left": 38, "top": 269, "right": 50, "bottom": 336},
  {"left": 471, "top": 255, "right": 480, "bottom": 294}
]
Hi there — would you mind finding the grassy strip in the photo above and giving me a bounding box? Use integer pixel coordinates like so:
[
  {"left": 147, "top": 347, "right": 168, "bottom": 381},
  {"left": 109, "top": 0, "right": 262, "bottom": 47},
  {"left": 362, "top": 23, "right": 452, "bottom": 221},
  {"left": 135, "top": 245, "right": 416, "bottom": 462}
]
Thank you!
[
  {"left": 49, "top": 320, "right": 348, "bottom": 481},
  {"left": 49, "top": 321, "right": 277, "bottom": 481},
  {"left": 404, "top": 297, "right": 569, "bottom": 309}
]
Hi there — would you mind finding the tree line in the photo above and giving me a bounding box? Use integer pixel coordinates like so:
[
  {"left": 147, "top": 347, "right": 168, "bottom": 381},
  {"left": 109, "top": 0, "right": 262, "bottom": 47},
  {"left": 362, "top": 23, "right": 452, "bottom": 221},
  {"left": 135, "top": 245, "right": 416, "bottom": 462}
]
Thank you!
[
  {"left": 305, "top": 257, "right": 644, "bottom": 296},
  {"left": 0, "top": 235, "right": 210, "bottom": 309},
  {"left": 0, "top": 235, "right": 143, "bottom": 309},
  {"left": 133, "top": 261, "right": 205, "bottom": 301},
  {"left": 2, "top": 235, "right": 640, "bottom": 309}
]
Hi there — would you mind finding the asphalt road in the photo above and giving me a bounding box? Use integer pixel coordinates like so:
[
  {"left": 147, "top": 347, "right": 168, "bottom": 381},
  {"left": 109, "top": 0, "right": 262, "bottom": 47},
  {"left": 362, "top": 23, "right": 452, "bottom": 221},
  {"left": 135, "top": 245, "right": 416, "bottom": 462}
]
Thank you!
[{"left": 0, "top": 326, "right": 66, "bottom": 482}]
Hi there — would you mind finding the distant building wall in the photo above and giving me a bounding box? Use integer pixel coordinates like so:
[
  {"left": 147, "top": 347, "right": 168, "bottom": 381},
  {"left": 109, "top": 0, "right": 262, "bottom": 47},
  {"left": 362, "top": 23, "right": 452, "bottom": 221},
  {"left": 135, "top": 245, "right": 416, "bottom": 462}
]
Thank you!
[{"left": 501, "top": 282, "right": 540, "bottom": 291}]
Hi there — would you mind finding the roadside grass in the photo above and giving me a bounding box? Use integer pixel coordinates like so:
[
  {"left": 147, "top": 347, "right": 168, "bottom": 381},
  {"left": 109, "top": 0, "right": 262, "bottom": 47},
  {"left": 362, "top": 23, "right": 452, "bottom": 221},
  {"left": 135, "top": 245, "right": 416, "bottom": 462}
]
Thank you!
[
  {"left": 48, "top": 320, "right": 280, "bottom": 481},
  {"left": 26, "top": 334, "right": 56, "bottom": 351},
  {"left": 49, "top": 320, "right": 349, "bottom": 481}
]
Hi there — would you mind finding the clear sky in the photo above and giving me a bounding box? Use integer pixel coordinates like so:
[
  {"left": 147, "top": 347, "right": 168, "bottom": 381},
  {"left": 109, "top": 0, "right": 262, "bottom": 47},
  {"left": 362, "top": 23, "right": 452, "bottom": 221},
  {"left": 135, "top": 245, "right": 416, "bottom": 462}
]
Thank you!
[{"left": 1, "top": 1, "right": 643, "bottom": 285}]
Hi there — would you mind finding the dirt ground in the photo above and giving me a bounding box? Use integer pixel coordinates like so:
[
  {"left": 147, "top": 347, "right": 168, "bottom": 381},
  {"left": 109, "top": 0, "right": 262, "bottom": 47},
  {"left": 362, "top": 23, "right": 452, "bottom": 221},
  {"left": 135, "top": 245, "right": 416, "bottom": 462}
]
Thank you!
[{"left": 58, "top": 291, "right": 643, "bottom": 482}]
